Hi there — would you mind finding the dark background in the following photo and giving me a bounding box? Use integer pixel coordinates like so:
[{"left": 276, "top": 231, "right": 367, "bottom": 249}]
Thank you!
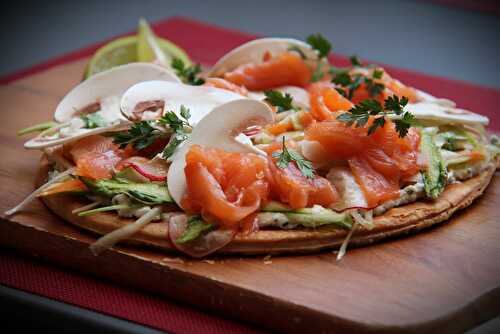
[
  {"left": 1, "top": 0, "right": 499, "bottom": 333},
  {"left": 1, "top": 0, "right": 500, "bottom": 88}
]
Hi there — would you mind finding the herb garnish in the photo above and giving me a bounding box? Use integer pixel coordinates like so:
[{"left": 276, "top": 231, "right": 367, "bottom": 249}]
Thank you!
[
  {"left": 158, "top": 105, "right": 191, "bottom": 131},
  {"left": 113, "top": 121, "right": 161, "bottom": 150},
  {"left": 264, "top": 90, "right": 297, "bottom": 113},
  {"left": 331, "top": 72, "right": 364, "bottom": 100},
  {"left": 305, "top": 33, "right": 332, "bottom": 82},
  {"left": 158, "top": 105, "right": 192, "bottom": 159},
  {"left": 373, "top": 69, "right": 384, "bottom": 79},
  {"left": 272, "top": 137, "right": 314, "bottom": 178},
  {"left": 349, "top": 55, "right": 362, "bottom": 67},
  {"left": 332, "top": 68, "right": 385, "bottom": 100},
  {"left": 171, "top": 58, "right": 205, "bottom": 85},
  {"left": 306, "top": 33, "right": 332, "bottom": 59},
  {"left": 337, "top": 95, "right": 414, "bottom": 137},
  {"left": 113, "top": 105, "right": 192, "bottom": 157},
  {"left": 80, "top": 112, "right": 107, "bottom": 129}
]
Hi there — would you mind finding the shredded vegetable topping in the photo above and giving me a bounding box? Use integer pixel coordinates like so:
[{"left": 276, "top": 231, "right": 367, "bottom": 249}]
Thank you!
[
  {"left": 5, "top": 168, "right": 76, "bottom": 216},
  {"left": 89, "top": 206, "right": 161, "bottom": 255}
]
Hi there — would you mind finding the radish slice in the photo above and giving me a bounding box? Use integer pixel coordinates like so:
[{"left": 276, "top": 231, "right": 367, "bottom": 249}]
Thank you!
[
  {"left": 168, "top": 215, "right": 235, "bottom": 258},
  {"left": 117, "top": 157, "right": 168, "bottom": 181}
]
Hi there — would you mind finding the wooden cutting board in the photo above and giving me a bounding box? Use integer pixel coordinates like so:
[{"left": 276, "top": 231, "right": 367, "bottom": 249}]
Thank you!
[{"left": 1, "top": 59, "right": 500, "bottom": 334}]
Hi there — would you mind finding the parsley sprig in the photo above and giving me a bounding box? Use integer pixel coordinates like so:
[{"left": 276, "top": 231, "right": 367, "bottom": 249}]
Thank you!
[
  {"left": 331, "top": 72, "right": 364, "bottom": 99},
  {"left": 159, "top": 105, "right": 192, "bottom": 159},
  {"left": 171, "top": 58, "right": 205, "bottom": 85},
  {"left": 331, "top": 68, "right": 385, "bottom": 100},
  {"left": 337, "top": 95, "right": 414, "bottom": 137},
  {"left": 264, "top": 91, "right": 297, "bottom": 113},
  {"left": 306, "top": 33, "right": 332, "bottom": 59},
  {"left": 113, "top": 121, "right": 161, "bottom": 150},
  {"left": 305, "top": 33, "right": 332, "bottom": 82},
  {"left": 113, "top": 105, "right": 193, "bottom": 158},
  {"left": 272, "top": 138, "right": 314, "bottom": 178}
]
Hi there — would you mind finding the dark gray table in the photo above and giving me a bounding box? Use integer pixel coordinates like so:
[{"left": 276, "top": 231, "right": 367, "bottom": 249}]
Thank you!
[{"left": 2, "top": 0, "right": 499, "bottom": 333}]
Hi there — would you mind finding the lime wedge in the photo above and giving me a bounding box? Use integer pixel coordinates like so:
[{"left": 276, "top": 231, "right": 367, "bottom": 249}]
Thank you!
[
  {"left": 84, "top": 31, "right": 191, "bottom": 78},
  {"left": 137, "top": 18, "right": 168, "bottom": 66}
]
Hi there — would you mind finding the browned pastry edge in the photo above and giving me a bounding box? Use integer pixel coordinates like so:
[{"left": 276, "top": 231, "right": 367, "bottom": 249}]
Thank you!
[{"left": 37, "top": 157, "right": 497, "bottom": 255}]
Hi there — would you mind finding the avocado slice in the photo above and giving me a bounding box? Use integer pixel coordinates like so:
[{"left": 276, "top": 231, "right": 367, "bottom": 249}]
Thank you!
[
  {"left": 81, "top": 177, "right": 172, "bottom": 204},
  {"left": 262, "top": 202, "right": 352, "bottom": 229},
  {"left": 420, "top": 129, "right": 447, "bottom": 199},
  {"left": 175, "top": 216, "right": 214, "bottom": 244}
]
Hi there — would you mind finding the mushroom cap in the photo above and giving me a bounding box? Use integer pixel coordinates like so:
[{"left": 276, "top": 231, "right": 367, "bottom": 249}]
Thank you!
[
  {"left": 207, "top": 38, "right": 318, "bottom": 77},
  {"left": 120, "top": 80, "right": 245, "bottom": 125},
  {"left": 167, "top": 99, "right": 273, "bottom": 207},
  {"left": 55, "top": 63, "right": 180, "bottom": 123}
]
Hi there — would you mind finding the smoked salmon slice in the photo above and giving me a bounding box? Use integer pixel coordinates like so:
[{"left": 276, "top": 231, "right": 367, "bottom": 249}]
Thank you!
[
  {"left": 305, "top": 118, "right": 421, "bottom": 206},
  {"left": 265, "top": 140, "right": 338, "bottom": 209},
  {"left": 182, "top": 145, "right": 270, "bottom": 226},
  {"left": 224, "top": 52, "right": 312, "bottom": 91},
  {"left": 309, "top": 82, "right": 354, "bottom": 121},
  {"left": 68, "top": 135, "right": 127, "bottom": 180},
  {"left": 348, "top": 156, "right": 400, "bottom": 207},
  {"left": 204, "top": 77, "right": 248, "bottom": 96}
]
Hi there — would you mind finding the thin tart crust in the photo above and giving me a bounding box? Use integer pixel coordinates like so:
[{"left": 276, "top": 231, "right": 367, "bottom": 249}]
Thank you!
[{"left": 37, "top": 156, "right": 498, "bottom": 255}]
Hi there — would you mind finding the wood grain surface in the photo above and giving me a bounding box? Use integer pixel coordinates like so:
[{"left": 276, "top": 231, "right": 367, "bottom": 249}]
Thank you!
[{"left": 1, "top": 60, "right": 500, "bottom": 333}]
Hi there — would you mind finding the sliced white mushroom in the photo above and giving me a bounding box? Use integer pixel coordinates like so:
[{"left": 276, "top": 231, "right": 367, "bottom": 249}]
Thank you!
[
  {"left": 55, "top": 63, "right": 180, "bottom": 123},
  {"left": 207, "top": 38, "right": 320, "bottom": 77},
  {"left": 415, "top": 89, "right": 456, "bottom": 107},
  {"left": 167, "top": 99, "right": 273, "bottom": 207},
  {"left": 24, "top": 63, "right": 180, "bottom": 150},
  {"left": 396, "top": 102, "right": 489, "bottom": 126},
  {"left": 121, "top": 81, "right": 244, "bottom": 125},
  {"left": 24, "top": 122, "right": 131, "bottom": 150}
]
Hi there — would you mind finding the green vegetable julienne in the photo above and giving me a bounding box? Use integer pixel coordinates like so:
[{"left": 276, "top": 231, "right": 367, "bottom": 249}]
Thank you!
[
  {"left": 80, "top": 112, "right": 107, "bottom": 129},
  {"left": 18, "top": 121, "right": 58, "bottom": 136},
  {"left": 77, "top": 204, "right": 132, "bottom": 217},
  {"left": 81, "top": 177, "right": 172, "bottom": 204},
  {"left": 420, "top": 129, "right": 447, "bottom": 199},
  {"left": 175, "top": 216, "right": 214, "bottom": 244}
]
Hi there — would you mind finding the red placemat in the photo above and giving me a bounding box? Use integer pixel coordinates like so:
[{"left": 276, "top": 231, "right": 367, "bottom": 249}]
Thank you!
[{"left": 1, "top": 16, "right": 499, "bottom": 334}]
